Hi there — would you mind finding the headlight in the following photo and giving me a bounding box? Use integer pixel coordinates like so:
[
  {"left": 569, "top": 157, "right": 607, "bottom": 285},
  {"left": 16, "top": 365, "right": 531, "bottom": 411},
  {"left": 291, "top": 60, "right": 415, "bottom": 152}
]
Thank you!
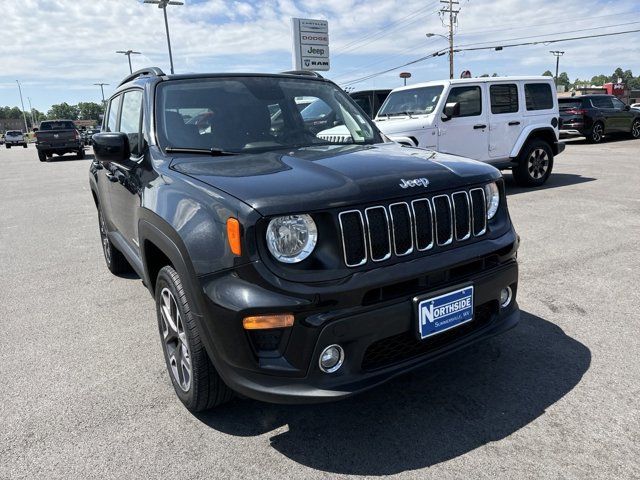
[
  {"left": 484, "top": 182, "right": 500, "bottom": 219},
  {"left": 266, "top": 214, "right": 317, "bottom": 263}
]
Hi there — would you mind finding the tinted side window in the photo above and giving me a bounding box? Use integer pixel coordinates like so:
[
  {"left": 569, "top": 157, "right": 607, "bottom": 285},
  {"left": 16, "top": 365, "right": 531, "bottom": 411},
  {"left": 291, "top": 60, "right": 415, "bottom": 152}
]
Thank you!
[
  {"left": 611, "top": 97, "right": 626, "bottom": 109},
  {"left": 525, "top": 83, "right": 553, "bottom": 110},
  {"left": 445, "top": 86, "right": 482, "bottom": 117},
  {"left": 106, "top": 95, "right": 121, "bottom": 132},
  {"left": 490, "top": 84, "right": 519, "bottom": 114},
  {"left": 119, "top": 90, "right": 143, "bottom": 156},
  {"left": 591, "top": 96, "right": 614, "bottom": 109},
  {"left": 353, "top": 96, "right": 372, "bottom": 117}
]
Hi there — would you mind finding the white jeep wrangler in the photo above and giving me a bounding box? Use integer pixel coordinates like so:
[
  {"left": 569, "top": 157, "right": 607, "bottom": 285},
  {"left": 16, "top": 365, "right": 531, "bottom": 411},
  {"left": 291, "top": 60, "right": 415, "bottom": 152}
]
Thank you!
[{"left": 374, "top": 76, "right": 565, "bottom": 187}]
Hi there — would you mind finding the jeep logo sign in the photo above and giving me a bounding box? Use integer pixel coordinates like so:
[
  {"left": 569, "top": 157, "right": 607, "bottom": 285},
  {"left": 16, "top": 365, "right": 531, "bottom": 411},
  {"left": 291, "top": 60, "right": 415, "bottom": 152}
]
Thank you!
[
  {"left": 291, "top": 18, "right": 330, "bottom": 71},
  {"left": 399, "top": 178, "right": 429, "bottom": 189}
]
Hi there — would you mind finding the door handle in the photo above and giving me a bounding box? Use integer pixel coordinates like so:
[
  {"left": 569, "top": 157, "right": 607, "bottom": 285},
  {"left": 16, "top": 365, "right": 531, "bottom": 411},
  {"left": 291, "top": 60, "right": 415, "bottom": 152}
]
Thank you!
[
  {"left": 508, "top": 121, "right": 521, "bottom": 126},
  {"left": 473, "top": 124, "right": 487, "bottom": 129}
]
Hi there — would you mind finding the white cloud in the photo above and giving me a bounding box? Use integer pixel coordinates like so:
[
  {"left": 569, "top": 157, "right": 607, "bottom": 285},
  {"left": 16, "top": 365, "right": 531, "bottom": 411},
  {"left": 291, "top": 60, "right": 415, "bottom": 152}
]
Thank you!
[{"left": 0, "top": 0, "right": 638, "bottom": 110}]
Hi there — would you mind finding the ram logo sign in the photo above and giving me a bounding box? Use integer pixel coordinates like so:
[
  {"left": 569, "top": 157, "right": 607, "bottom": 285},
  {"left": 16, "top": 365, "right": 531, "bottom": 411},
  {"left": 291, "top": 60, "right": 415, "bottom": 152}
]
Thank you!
[{"left": 291, "top": 18, "right": 330, "bottom": 72}]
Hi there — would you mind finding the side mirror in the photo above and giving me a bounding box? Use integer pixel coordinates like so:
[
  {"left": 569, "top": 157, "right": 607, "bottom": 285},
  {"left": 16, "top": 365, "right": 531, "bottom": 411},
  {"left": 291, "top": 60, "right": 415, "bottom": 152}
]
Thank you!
[
  {"left": 441, "top": 102, "right": 461, "bottom": 121},
  {"left": 93, "top": 132, "right": 130, "bottom": 163},
  {"left": 624, "top": 104, "right": 631, "bottom": 111}
]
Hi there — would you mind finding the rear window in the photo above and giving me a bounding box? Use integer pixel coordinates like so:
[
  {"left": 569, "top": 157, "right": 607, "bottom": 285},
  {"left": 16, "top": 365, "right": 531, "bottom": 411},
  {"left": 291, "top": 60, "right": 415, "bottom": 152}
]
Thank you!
[
  {"left": 559, "top": 99, "right": 583, "bottom": 110},
  {"left": 6, "top": 131, "right": 22, "bottom": 135},
  {"left": 490, "top": 84, "right": 519, "bottom": 114},
  {"left": 40, "top": 121, "right": 76, "bottom": 130},
  {"left": 525, "top": 83, "right": 554, "bottom": 110}
]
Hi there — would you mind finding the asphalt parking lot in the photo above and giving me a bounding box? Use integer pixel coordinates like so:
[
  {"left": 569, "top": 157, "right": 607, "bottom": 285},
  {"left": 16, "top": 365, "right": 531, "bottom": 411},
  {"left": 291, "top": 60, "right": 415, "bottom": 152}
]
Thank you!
[{"left": 1, "top": 139, "right": 639, "bottom": 479}]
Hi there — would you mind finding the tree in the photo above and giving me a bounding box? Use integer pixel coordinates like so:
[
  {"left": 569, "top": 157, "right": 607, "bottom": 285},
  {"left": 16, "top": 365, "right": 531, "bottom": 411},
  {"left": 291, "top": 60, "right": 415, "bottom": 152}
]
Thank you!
[
  {"left": 0, "top": 106, "right": 24, "bottom": 119},
  {"left": 479, "top": 73, "right": 490, "bottom": 77},
  {"left": 542, "top": 70, "right": 553, "bottom": 77},
  {"left": 77, "top": 102, "right": 104, "bottom": 122},
  {"left": 590, "top": 75, "right": 608, "bottom": 86},
  {"left": 491, "top": 73, "right": 499, "bottom": 77},
  {"left": 557, "top": 72, "right": 572, "bottom": 90},
  {"left": 47, "top": 102, "right": 78, "bottom": 120}
]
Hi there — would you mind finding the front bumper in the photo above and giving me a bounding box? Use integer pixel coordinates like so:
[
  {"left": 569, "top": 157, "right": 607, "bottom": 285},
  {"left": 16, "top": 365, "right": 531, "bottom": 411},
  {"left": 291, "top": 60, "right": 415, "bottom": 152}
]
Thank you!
[{"left": 195, "top": 231, "right": 520, "bottom": 404}]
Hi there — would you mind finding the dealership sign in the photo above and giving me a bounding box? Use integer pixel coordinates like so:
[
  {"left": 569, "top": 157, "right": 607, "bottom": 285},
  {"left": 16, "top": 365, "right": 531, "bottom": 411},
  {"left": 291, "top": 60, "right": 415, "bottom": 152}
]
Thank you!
[{"left": 291, "top": 18, "right": 330, "bottom": 71}]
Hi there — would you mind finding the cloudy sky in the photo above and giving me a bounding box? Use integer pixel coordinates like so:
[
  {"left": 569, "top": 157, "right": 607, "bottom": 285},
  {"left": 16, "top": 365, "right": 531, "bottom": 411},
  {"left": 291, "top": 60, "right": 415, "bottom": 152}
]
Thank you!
[{"left": 1, "top": 0, "right": 639, "bottom": 112}]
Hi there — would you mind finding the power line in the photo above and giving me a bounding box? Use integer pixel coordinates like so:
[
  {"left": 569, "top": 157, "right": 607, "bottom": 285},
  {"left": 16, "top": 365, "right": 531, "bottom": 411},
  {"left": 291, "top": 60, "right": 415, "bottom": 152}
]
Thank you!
[
  {"left": 333, "top": 2, "right": 441, "bottom": 57},
  {"left": 455, "top": 9, "right": 640, "bottom": 37},
  {"left": 453, "top": 20, "right": 640, "bottom": 49},
  {"left": 340, "top": 27, "right": 640, "bottom": 86}
]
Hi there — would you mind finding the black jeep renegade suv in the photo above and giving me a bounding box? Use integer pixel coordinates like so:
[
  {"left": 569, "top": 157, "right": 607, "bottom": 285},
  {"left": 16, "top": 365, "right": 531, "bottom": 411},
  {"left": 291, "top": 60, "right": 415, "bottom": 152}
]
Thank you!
[{"left": 89, "top": 68, "right": 520, "bottom": 412}]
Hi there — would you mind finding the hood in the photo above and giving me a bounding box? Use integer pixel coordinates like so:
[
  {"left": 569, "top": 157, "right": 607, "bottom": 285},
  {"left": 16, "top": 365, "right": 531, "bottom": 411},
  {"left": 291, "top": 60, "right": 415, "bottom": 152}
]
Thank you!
[
  {"left": 170, "top": 143, "right": 500, "bottom": 216},
  {"left": 375, "top": 114, "right": 435, "bottom": 135}
]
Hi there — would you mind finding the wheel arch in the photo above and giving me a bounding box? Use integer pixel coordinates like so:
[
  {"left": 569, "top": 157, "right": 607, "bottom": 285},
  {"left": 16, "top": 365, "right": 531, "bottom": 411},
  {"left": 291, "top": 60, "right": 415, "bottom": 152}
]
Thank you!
[
  {"left": 510, "top": 127, "right": 559, "bottom": 158},
  {"left": 138, "top": 212, "right": 205, "bottom": 317}
]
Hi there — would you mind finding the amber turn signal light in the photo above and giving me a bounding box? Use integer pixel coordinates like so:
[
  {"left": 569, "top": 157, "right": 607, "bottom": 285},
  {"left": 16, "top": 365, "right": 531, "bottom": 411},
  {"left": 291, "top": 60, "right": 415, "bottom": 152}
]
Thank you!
[
  {"left": 243, "top": 314, "right": 295, "bottom": 330},
  {"left": 226, "top": 218, "right": 242, "bottom": 256}
]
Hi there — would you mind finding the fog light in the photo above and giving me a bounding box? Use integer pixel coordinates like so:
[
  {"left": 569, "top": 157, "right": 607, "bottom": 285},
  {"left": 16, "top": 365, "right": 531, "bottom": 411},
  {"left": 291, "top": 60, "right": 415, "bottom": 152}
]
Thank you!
[
  {"left": 500, "top": 287, "right": 513, "bottom": 308},
  {"left": 319, "top": 344, "right": 344, "bottom": 373}
]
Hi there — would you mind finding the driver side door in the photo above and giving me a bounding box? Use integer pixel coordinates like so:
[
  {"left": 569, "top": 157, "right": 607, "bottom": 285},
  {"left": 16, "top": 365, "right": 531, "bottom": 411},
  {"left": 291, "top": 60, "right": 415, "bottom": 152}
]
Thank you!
[{"left": 437, "top": 84, "right": 490, "bottom": 161}]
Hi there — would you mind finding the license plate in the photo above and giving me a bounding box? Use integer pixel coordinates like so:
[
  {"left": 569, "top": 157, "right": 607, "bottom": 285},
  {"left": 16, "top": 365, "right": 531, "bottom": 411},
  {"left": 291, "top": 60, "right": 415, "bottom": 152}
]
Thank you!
[{"left": 416, "top": 286, "right": 474, "bottom": 340}]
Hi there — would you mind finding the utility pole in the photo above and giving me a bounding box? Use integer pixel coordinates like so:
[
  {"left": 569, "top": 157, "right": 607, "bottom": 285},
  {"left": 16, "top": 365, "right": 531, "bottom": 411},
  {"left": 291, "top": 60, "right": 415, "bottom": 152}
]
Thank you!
[
  {"left": 15, "top": 80, "right": 29, "bottom": 133},
  {"left": 27, "top": 97, "right": 36, "bottom": 127},
  {"left": 440, "top": 0, "right": 460, "bottom": 79},
  {"left": 550, "top": 51, "right": 565, "bottom": 87}
]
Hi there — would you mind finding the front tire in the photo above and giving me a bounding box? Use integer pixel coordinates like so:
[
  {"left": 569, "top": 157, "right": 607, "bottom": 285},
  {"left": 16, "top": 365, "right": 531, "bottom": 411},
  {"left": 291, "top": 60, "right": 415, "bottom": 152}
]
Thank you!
[
  {"left": 97, "top": 205, "right": 131, "bottom": 274},
  {"left": 587, "top": 122, "right": 605, "bottom": 143},
  {"left": 23, "top": 143, "right": 27, "bottom": 148},
  {"left": 513, "top": 140, "right": 554, "bottom": 187},
  {"left": 630, "top": 119, "right": 640, "bottom": 139},
  {"left": 155, "top": 266, "right": 234, "bottom": 412},
  {"left": 77, "top": 148, "right": 85, "bottom": 159},
  {"left": 38, "top": 151, "right": 47, "bottom": 162},
  {"left": 6, "top": 145, "right": 10, "bottom": 149}
]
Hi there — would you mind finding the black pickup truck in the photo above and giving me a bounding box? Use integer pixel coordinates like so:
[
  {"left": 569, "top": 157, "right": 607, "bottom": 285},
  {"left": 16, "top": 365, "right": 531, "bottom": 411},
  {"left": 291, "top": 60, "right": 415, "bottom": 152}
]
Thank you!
[
  {"left": 36, "top": 120, "right": 84, "bottom": 161},
  {"left": 90, "top": 68, "right": 520, "bottom": 412}
]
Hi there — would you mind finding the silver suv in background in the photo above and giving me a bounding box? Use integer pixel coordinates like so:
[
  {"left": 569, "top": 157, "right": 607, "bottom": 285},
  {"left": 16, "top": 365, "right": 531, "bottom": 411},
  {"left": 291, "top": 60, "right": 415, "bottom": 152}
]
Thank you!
[{"left": 4, "top": 130, "right": 27, "bottom": 148}]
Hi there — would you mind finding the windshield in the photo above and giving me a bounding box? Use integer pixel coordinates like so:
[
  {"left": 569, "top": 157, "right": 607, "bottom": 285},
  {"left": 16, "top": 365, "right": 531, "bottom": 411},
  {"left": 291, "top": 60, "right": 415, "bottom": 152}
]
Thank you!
[
  {"left": 6, "top": 131, "right": 22, "bottom": 136},
  {"left": 156, "top": 76, "right": 381, "bottom": 153},
  {"left": 40, "top": 121, "right": 76, "bottom": 130},
  {"left": 378, "top": 85, "right": 444, "bottom": 117}
]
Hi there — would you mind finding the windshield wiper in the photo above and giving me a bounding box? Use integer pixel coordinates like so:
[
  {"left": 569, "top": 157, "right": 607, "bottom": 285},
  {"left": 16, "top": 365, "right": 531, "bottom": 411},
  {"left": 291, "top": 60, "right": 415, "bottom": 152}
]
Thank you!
[{"left": 165, "top": 147, "right": 238, "bottom": 156}]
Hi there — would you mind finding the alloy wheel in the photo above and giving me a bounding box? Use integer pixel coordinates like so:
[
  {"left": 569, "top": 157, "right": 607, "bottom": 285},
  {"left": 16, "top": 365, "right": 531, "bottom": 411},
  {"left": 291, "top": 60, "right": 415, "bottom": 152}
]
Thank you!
[
  {"left": 160, "top": 288, "right": 192, "bottom": 392},
  {"left": 632, "top": 121, "right": 640, "bottom": 139},
  {"left": 592, "top": 124, "right": 603, "bottom": 142},
  {"left": 98, "top": 210, "right": 111, "bottom": 265},
  {"left": 527, "top": 148, "right": 549, "bottom": 180}
]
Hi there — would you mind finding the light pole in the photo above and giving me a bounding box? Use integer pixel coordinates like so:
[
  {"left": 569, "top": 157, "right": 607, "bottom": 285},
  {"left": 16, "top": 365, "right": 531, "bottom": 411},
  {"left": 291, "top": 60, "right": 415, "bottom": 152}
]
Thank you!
[
  {"left": 15, "top": 80, "right": 29, "bottom": 133},
  {"left": 116, "top": 50, "right": 142, "bottom": 74},
  {"left": 27, "top": 96, "right": 36, "bottom": 127},
  {"left": 93, "top": 83, "right": 109, "bottom": 106},
  {"left": 144, "top": 0, "right": 184, "bottom": 74},
  {"left": 550, "top": 51, "right": 565, "bottom": 87},
  {"left": 426, "top": 32, "right": 453, "bottom": 79}
]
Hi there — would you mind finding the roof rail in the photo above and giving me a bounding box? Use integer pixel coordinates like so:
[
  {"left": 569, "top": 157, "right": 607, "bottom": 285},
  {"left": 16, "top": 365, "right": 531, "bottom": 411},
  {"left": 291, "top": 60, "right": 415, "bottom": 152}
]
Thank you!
[
  {"left": 280, "top": 70, "right": 324, "bottom": 78},
  {"left": 118, "top": 67, "right": 166, "bottom": 87}
]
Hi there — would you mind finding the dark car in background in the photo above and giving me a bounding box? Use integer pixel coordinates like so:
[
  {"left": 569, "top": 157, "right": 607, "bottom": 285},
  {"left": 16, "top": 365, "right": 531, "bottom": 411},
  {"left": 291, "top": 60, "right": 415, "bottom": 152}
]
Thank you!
[
  {"left": 35, "top": 120, "right": 85, "bottom": 161},
  {"left": 84, "top": 128, "right": 101, "bottom": 146},
  {"left": 559, "top": 95, "right": 640, "bottom": 143},
  {"left": 350, "top": 89, "right": 391, "bottom": 118}
]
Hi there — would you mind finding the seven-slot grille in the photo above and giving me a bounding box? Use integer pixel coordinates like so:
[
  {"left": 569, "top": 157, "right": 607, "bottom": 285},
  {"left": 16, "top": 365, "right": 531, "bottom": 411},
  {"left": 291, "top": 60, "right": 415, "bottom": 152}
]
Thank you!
[{"left": 338, "top": 188, "right": 488, "bottom": 267}]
